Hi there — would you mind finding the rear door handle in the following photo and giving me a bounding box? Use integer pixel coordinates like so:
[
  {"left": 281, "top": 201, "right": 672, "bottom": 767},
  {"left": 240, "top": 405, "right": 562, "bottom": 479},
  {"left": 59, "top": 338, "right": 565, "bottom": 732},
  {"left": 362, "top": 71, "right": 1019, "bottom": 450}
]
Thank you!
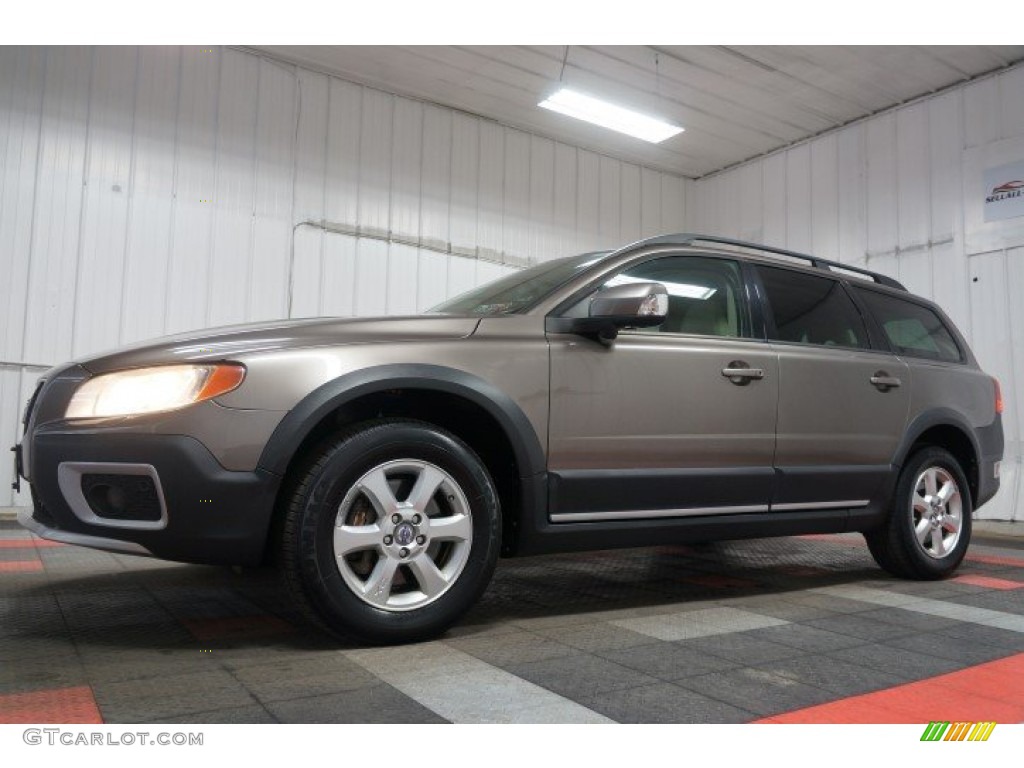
[
  {"left": 870, "top": 372, "right": 902, "bottom": 391},
  {"left": 722, "top": 362, "right": 764, "bottom": 385}
]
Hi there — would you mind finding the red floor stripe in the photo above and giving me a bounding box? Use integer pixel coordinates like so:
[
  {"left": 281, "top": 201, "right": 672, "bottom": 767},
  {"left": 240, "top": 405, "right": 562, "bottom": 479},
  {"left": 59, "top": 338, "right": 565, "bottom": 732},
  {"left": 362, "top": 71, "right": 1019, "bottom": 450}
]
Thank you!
[
  {"left": 0, "top": 561, "right": 43, "bottom": 572},
  {"left": 0, "top": 686, "right": 103, "bottom": 724},
  {"left": 0, "top": 539, "right": 66, "bottom": 549},
  {"left": 756, "top": 652, "right": 1024, "bottom": 724},
  {"left": 968, "top": 553, "right": 1024, "bottom": 568},
  {"left": 952, "top": 573, "right": 1024, "bottom": 590}
]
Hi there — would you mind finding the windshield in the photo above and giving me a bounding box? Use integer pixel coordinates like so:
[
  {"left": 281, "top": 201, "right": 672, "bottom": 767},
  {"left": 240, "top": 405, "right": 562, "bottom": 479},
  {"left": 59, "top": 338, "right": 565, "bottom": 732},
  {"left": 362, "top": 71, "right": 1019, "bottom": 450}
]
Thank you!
[{"left": 427, "top": 252, "right": 608, "bottom": 316}]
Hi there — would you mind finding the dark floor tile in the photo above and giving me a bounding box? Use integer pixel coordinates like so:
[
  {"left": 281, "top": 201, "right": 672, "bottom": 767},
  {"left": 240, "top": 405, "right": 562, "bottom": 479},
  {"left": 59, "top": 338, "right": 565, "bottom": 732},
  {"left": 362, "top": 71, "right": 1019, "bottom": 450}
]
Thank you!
[
  {"left": 803, "top": 614, "right": 919, "bottom": 642},
  {"left": 855, "top": 607, "right": 963, "bottom": 632},
  {"left": 0, "top": 657, "right": 87, "bottom": 694},
  {"left": 934, "top": 622, "right": 1024, "bottom": 651},
  {"left": 532, "top": 622, "right": 653, "bottom": 653},
  {"left": 676, "top": 667, "right": 837, "bottom": 717},
  {"left": 507, "top": 654, "right": 658, "bottom": 699},
  {"left": 741, "top": 623, "right": 866, "bottom": 653},
  {"left": 265, "top": 684, "right": 448, "bottom": 723},
  {"left": 825, "top": 642, "right": 966, "bottom": 681},
  {"left": 578, "top": 682, "right": 755, "bottom": 723},
  {"left": 755, "top": 653, "right": 905, "bottom": 696},
  {"left": 143, "top": 704, "right": 277, "bottom": 724},
  {"left": 679, "top": 631, "right": 805, "bottom": 665},
  {"left": 598, "top": 641, "right": 738, "bottom": 680},
  {"left": 446, "top": 629, "right": 575, "bottom": 668},
  {"left": 232, "top": 655, "right": 378, "bottom": 703},
  {"left": 94, "top": 669, "right": 257, "bottom": 722},
  {"left": 887, "top": 632, "right": 1013, "bottom": 665},
  {"left": 80, "top": 648, "right": 221, "bottom": 683}
]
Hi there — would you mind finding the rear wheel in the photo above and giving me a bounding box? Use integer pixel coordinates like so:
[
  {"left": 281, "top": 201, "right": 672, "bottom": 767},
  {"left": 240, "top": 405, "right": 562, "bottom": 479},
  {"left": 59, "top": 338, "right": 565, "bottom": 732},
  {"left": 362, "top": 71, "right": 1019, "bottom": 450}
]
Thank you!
[
  {"left": 865, "top": 446, "right": 972, "bottom": 580},
  {"left": 280, "top": 420, "right": 500, "bottom": 643}
]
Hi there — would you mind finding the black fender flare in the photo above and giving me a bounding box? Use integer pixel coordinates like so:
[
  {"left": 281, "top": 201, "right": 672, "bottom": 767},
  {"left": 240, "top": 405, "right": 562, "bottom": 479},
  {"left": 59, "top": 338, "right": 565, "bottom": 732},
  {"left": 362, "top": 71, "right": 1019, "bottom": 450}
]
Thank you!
[
  {"left": 892, "top": 408, "right": 982, "bottom": 472},
  {"left": 256, "top": 363, "right": 547, "bottom": 483}
]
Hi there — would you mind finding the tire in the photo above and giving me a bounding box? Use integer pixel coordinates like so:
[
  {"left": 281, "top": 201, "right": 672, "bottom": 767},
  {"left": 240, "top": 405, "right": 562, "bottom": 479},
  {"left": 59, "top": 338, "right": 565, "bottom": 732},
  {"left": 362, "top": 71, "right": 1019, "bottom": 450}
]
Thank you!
[
  {"left": 280, "top": 419, "right": 501, "bottom": 643},
  {"left": 865, "top": 446, "right": 972, "bottom": 580}
]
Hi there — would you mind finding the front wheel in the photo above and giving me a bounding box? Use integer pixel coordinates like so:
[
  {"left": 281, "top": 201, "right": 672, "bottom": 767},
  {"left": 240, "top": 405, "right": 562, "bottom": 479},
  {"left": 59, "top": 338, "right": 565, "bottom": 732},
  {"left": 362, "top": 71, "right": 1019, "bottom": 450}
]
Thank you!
[
  {"left": 280, "top": 420, "right": 501, "bottom": 643},
  {"left": 865, "top": 446, "right": 972, "bottom": 580}
]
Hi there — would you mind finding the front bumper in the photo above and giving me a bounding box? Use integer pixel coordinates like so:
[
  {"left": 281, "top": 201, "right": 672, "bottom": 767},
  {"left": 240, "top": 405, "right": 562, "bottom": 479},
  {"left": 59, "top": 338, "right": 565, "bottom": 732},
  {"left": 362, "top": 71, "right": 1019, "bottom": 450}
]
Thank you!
[{"left": 23, "top": 430, "right": 281, "bottom": 566}]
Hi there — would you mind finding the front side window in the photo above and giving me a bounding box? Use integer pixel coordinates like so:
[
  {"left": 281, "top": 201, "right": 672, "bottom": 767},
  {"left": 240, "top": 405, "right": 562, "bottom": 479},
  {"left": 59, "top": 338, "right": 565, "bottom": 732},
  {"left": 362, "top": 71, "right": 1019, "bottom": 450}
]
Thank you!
[
  {"left": 757, "top": 265, "right": 869, "bottom": 350},
  {"left": 854, "top": 288, "right": 962, "bottom": 363},
  {"left": 566, "top": 255, "right": 749, "bottom": 338}
]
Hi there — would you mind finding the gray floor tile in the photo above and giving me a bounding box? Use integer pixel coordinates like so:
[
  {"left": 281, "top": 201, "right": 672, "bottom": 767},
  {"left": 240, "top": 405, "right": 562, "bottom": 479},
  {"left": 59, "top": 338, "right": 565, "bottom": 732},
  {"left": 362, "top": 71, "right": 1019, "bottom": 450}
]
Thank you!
[
  {"left": 676, "top": 667, "right": 837, "bottom": 717},
  {"left": 887, "top": 632, "right": 1013, "bottom": 665},
  {"left": 680, "top": 632, "right": 806, "bottom": 665},
  {"left": 855, "top": 607, "right": 963, "bottom": 632},
  {"left": 597, "top": 641, "right": 738, "bottom": 680},
  {"left": 825, "top": 643, "right": 966, "bottom": 681},
  {"left": 613, "top": 606, "right": 787, "bottom": 641},
  {"left": 231, "top": 655, "right": 379, "bottom": 703},
  {"left": 578, "top": 682, "right": 755, "bottom": 723},
  {"left": 144, "top": 705, "right": 277, "bottom": 724},
  {"left": 532, "top": 622, "right": 654, "bottom": 652},
  {"left": 935, "top": 622, "right": 1024, "bottom": 651},
  {"left": 741, "top": 623, "right": 866, "bottom": 653},
  {"left": 506, "top": 654, "right": 658, "bottom": 699},
  {"left": 265, "top": 684, "right": 448, "bottom": 723},
  {"left": 803, "top": 613, "right": 920, "bottom": 641},
  {"left": 95, "top": 669, "right": 257, "bottom": 722},
  {"left": 754, "top": 653, "right": 906, "bottom": 696},
  {"left": 445, "top": 629, "right": 575, "bottom": 668}
]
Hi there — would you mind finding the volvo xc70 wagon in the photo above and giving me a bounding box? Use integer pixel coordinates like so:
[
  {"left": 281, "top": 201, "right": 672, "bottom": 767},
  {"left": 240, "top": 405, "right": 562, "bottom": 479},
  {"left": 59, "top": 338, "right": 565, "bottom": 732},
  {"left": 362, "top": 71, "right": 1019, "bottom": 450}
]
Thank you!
[{"left": 14, "top": 234, "right": 1004, "bottom": 642}]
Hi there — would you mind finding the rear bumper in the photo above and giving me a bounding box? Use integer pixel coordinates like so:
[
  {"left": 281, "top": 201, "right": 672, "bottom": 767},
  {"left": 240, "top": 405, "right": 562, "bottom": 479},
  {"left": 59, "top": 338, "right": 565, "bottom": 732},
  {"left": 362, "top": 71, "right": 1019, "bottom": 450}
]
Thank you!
[
  {"left": 976, "top": 416, "right": 1003, "bottom": 509},
  {"left": 22, "top": 430, "right": 280, "bottom": 566}
]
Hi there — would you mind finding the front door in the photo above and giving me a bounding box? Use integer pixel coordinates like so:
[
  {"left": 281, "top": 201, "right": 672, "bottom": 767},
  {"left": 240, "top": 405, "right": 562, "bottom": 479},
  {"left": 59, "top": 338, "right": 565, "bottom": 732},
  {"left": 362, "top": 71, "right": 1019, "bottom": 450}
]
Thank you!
[{"left": 547, "top": 253, "right": 778, "bottom": 522}]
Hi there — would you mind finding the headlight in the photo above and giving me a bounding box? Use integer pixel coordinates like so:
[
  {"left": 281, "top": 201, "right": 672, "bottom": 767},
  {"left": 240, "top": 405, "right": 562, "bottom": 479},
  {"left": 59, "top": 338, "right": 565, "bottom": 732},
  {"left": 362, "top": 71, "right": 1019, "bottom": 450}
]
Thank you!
[{"left": 65, "top": 364, "right": 246, "bottom": 419}]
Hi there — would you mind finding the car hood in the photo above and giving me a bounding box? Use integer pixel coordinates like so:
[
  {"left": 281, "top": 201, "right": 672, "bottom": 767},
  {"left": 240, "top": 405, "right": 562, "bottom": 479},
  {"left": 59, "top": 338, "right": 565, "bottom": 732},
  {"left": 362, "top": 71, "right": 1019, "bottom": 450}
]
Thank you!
[{"left": 75, "top": 315, "right": 481, "bottom": 375}]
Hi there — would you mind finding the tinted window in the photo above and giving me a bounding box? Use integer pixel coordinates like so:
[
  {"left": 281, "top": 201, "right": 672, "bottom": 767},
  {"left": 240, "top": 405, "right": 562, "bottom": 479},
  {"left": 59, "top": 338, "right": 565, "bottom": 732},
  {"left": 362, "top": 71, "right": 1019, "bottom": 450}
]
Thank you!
[
  {"left": 568, "top": 256, "right": 749, "bottom": 338},
  {"left": 757, "top": 266, "right": 869, "bottom": 349},
  {"left": 855, "top": 288, "right": 962, "bottom": 363}
]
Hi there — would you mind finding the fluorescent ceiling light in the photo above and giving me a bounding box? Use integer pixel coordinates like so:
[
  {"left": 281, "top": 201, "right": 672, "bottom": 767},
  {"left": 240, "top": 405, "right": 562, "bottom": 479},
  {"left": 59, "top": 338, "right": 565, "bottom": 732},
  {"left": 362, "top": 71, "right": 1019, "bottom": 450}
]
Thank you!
[{"left": 538, "top": 88, "right": 684, "bottom": 144}]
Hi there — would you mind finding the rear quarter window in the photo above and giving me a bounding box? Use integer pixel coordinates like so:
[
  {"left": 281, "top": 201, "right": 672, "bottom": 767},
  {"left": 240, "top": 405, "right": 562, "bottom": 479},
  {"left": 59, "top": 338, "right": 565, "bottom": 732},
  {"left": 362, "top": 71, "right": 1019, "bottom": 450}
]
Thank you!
[{"left": 854, "top": 288, "right": 963, "bottom": 363}]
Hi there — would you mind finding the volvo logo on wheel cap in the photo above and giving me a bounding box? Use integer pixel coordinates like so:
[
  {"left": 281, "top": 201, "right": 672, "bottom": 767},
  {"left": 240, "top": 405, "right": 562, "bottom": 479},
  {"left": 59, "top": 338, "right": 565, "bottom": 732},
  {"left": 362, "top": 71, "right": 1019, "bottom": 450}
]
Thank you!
[{"left": 394, "top": 522, "right": 416, "bottom": 547}]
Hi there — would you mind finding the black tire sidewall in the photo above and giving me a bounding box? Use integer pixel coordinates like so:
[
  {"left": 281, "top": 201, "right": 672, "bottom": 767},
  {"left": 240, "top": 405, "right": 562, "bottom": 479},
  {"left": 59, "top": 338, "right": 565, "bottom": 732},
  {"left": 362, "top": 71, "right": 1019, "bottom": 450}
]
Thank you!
[
  {"left": 294, "top": 422, "right": 500, "bottom": 643},
  {"left": 893, "top": 447, "right": 973, "bottom": 578}
]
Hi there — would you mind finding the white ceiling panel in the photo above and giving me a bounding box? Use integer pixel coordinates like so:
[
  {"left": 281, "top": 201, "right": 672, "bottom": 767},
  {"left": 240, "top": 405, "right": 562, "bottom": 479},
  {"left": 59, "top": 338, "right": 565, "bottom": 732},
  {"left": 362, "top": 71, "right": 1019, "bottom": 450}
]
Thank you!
[{"left": 252, "top": 45, "right": 1024, "bottom": 179}]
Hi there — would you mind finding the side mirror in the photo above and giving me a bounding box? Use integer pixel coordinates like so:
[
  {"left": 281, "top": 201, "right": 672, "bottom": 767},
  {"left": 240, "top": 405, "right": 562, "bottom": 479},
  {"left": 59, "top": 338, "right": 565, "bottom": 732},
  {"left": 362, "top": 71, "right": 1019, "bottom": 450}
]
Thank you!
[
  {"left": 589, "top": 282, "right": 669, "bottom": 324},
  {"left": 546, "top": 282, "right": 669, "bottom": 345}
]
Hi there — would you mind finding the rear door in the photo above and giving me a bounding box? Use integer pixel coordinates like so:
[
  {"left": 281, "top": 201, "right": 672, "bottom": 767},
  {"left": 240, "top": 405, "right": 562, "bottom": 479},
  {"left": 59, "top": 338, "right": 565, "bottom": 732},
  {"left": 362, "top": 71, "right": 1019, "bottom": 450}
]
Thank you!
[
  {"left": 755, "top": 265, "right": 910, "bottom": 511},
  {"left": 547, "top": 253, "right": 779, "bottom": 521}
]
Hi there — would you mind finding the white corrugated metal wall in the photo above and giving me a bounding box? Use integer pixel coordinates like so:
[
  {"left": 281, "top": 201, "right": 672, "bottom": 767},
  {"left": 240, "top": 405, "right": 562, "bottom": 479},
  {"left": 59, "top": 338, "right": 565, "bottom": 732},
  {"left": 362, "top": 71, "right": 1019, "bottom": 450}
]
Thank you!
[
  {"left": 0, "top": 45, "right": 689, "bottom": 506},
  {"left": 687, "top": 63, "right": 1024, "bottom": 521}
]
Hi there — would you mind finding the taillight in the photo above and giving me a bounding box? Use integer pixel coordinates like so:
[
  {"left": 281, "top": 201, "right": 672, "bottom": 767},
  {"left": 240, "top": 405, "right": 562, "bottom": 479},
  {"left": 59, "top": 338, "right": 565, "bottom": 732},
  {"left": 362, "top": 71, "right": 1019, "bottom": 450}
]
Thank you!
[{"left": 994, "top": 378, "right": 1004, "bottom": 415}]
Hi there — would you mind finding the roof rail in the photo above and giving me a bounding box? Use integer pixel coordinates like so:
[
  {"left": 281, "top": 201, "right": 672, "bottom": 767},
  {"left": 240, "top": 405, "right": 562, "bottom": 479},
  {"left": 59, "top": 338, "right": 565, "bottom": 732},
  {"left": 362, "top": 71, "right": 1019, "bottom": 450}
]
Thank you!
[{"left": 627, "top": 233, "right": 907, "bottom": 291}]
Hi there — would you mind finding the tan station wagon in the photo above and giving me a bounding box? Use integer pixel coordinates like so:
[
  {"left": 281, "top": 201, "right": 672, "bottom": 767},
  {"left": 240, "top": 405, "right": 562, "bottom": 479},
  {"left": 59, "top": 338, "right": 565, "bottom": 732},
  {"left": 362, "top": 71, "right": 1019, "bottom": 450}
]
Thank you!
[{"left": 14, "top": 234, "right": 1004, "bottom": 642}]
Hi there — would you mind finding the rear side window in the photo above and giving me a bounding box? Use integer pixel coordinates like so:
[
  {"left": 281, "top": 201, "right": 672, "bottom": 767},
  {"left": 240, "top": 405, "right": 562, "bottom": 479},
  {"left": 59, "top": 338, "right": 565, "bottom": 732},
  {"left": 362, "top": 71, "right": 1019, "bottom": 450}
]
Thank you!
[
  {"left": 854, "top": 288, "right": 963, "bottom": 363},
  {"left": 757, "top": 266, "right": 870, "bottom": 350}
]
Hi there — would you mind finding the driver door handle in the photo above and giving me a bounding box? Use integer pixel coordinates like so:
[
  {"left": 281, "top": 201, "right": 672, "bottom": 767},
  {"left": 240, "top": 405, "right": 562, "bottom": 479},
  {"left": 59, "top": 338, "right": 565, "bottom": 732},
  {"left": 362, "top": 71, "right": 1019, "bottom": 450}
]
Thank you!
[{"left": 722, "top": 362, "right": 764, "bottom": 385}]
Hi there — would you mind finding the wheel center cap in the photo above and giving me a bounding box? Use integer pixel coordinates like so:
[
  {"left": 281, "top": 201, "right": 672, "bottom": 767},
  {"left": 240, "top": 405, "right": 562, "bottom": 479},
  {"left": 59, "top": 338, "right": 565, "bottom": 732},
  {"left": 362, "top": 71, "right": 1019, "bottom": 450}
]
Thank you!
[{"left": 394, "top": 522, "right": 416, "bottom": 547}]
